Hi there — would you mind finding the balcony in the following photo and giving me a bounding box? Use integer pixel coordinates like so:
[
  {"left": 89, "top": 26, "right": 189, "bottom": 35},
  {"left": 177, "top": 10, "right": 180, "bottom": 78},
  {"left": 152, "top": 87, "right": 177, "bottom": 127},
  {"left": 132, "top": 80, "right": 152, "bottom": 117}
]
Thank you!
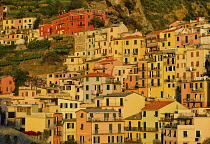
[
  {"left": 138, "top": 67, "right": 146, "bottom": 71},
  {"left": 164, "top": 62, "right": 175, "bottom": 65},
  {"left": 105, "top": 79, "right": 121, "bottom": 84},
  {"left": 132, "top": 53, "right": 138, "bottom": 56},
  {"left": 159, "top": 117, "right": 174, "bottom": 122},
  {"left": 54, "top": 121, "right": 63, "bottom": 126},
  {"left": 124, "top": 127, "right": 158, "bottom": 132},
  {"left": 124, "top": 53, "right": 130, "bottom": 57},
  {"left": 191, "top": 88, "right": 203, "bottom": 93},
  {"left": 125, "top": 138, "right": 141, "bottom": 142},
  {"left": 148, "top": 83, "right": 162, "bottom": 87},
  {"left": 148, "top": 67, "right": 161, "bottom": 71},
  {"left": 87, "top": 117, "right": 123, "bottom": 122},
  {"left": 164, "top": 79, "right": 175, "bottom": 82},
  {"left": 54, "top": 131, "right": 62, "bottom": 136},
  {"left": 186, "top": 67, "right": 196, "bottom": 71},
  {"left": 147, "top": 42, "right": 158, "bottom": 48},
  {"left": 164, "top": 124, "right": 177, "bottom": 129},
  {"left": 78, "top": 24, "right": 85, "bottom": 27},
  {"left": 47, "top": 124, "right": 56, "bottom": 129},
  {"left": 148, "top": 75, "right": 161, "bottom": 78},
  {"left": 183, "top": 98, "right": 203, "bottom": 103},
  {"left": 92, "top": 130, "right": 124, "bottom": 135}
]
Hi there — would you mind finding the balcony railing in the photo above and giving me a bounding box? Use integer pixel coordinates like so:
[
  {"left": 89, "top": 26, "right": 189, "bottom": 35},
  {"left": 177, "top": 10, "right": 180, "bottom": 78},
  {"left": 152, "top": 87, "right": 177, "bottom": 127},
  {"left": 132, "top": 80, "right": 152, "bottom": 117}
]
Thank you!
[
  {"left": 125, "top": 138, "right": 141, "bottom": 142},
  {"left": 148, "top": 67, "right": 161, "bottom": 70},
  {"left": 191, "top": 88, "right": 203, "bottom": 93},
  {"left": 183, "top": 98, "right": 203, "bottom": 103},
  {"left": 138, "top": 67, "right": 146, "bottom": 71},
  {"left": 186, "top": 67, "right": 196, "bottom": 71},
  {"left": 124, "top": 53, "right": 130, "bottom": 57},
  {"left": 54, "top": 131, "right": 62, "bottom": 136},
  {"left": 164, "top": 79, "right": 175, "bottom": 82},
  {"left": 148, "top": 75, "right": 161, "bottom": 78},
  {"left": 148, "top": 83, "right": 162, "bottom": 87},
  {"left": 93, "top": 130, "right": 123, "bottom": 135},
  {"left": 163, "top": 124, "right": 177, "bottom": 129},
  {"left": 87, "top": 117, "right": 123, "bottom": 122},
  {"left": 54, "top": 121, "right": 63, "bottom": 125},
  {"left": 124, "top": 127, "right": 158, "bottom": 132},
  {"left": 159, "top": 117, "right": 174, "bottom": 122}
]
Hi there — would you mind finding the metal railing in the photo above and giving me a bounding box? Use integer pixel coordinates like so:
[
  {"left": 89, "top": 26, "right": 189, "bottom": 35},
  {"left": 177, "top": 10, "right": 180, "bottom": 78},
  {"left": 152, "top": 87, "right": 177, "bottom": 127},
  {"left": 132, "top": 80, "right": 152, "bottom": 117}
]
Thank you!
[{"left": 124, "top": 127, "right": 158, "bottom": 132}]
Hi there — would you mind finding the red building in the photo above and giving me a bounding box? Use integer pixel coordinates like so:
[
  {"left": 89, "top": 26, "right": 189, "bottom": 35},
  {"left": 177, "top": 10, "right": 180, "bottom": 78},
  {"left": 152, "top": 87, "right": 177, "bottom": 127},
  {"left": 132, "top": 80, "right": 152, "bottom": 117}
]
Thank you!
[
  {"left": 0, "top": 7, "right": 3, "bottom": 20},
  {"left": 39, "top": 8, "right": 107, "bottom": 37},
  {"left": 0, "top": 76, "right": 15, "bottom": 95}
]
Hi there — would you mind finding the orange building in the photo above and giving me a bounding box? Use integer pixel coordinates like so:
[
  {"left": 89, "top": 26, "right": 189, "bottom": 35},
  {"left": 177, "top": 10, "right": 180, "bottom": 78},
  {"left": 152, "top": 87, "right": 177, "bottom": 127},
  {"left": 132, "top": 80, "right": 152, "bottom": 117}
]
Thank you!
[
  {"left": 0, "top": 76, "right": 15, "bottom": 95},
  {"left": 76, "top": 109, "right": 124, "bottom": 144}
]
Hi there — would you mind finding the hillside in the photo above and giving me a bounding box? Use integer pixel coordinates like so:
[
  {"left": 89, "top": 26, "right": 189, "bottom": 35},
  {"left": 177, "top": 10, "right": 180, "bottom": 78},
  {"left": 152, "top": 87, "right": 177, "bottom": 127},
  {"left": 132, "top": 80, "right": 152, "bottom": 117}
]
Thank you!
[
  {"left": 2, "top": 0, "right": 210, "bottom": 33},
  {"left": 1, "top": 0, "right": 210, "bottom": 75}
]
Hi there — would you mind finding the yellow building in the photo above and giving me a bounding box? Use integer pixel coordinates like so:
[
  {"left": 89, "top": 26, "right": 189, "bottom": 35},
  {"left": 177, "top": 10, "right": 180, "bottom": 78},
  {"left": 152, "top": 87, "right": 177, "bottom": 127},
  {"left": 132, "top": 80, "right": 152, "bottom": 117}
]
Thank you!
[
  {"left": 140, "top": 101, "right": 188, "bottom": 144},
  {"left": 22, "top": 17, "right": 36, "bottom": 29},
  {"left": 93, "top": 92, "right": 145, "bottom": 118},
  {"left": 162, "top": 108, "right": 210, "bottom": 144},
  {"left": 2, "top": 19, "right": 15, "bottom": 35},
  {"left": 122, "top": 35, "right": 146, "bottom": 65},
  {"left": 124, "top": 112, "right": 142, "bottom": 143}
]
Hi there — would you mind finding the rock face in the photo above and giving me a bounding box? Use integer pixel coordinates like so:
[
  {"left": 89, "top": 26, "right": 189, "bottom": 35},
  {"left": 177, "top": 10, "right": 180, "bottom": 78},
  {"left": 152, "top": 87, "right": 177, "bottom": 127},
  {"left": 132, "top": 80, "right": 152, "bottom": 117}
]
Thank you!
[
  {"left": 0, "top": 125, "right": 47, "bottom": 144},
  {"left": 87, "top": 0, "right": 210, "bottom": 32}
]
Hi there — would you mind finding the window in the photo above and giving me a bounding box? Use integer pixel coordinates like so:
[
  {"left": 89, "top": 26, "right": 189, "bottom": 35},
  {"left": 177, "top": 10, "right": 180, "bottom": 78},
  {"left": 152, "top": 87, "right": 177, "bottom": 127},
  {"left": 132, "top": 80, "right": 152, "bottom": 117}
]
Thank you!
[
  {"left": 120, "top": 98, "right": 123, "bottom": 106},
  {"left": 86, "top": 94, "right": 89, "bottom": 99},
  {"left": 67, "top": 135, "right": 74, "bottom": 140},
  {"left": 190, "top": 83, "right": 193, "bottom": 88},
  {"left": 67, "top": 123, "right": 74, "bottom": 129},
  {"left": 80, "top": 113, "right": 84, "bottom": 118},
  {"left": 96, "top": 77, "right": 99, "bottom": 81},
  {"left": 80, "top": 124, "right": 84, "bottom": 130},
  {"left": 154, "top": 111, "right": 158, "bottom": 117},
  {"left": 143, "top": 133, "right": 146, "bottom": 139},
  {"left": 200, "top": 83, "right": 203, "bottom": 88},
  {"left": 168, "top": 33, "right": 171, "bottom": 38},
  {"left": 71, "top": 58, "right": 74, "bottom": 62},
  {"left": 86, "top": 77, "right": 89, "bottom": 82},
  {"left": 196, "top": 51, "right": 199, "bottom": 57},
  {"left": 93, "top": 136, "right": 100, "bottom": 143},
  {"left": 106, "top": 85, "right": 110, "bottom": 90},
  {"left": 177, "top": 37, "right": 180, "bottom": 41},
  {"left": 183, "top": 131, "right": 188, "bottom": 137},
  {"left": 195, "top": 35, "right": 198, "bottom": 40},
  {"left": 134, "top": 40, "right": 137, "bottom": 44},
  {"left": 86, "top": 85, "right": 89, "bottom": 90},
  {"left": 168, "top": 42, "right": 171, "bottom": 46},
  {"left": 155, "top": 133, "right": 158, "bottom": 139},
  {"left": 8, "top": 112, "right": 15, "bottom": 118},
  {"left": 196, "top": 131, "right": 200, "bottom": 137},
  {"left": 22, "top": 118, "right": 25, "bottom": 125},
  {"left": 143, "top": 111, "right": 146, "bottom": 117},
  {"left": 126, "top": 41, "right": 129, "bottom": 45},
  {"left": 191, "top": 52, "right": 194, "bottom": 57}
]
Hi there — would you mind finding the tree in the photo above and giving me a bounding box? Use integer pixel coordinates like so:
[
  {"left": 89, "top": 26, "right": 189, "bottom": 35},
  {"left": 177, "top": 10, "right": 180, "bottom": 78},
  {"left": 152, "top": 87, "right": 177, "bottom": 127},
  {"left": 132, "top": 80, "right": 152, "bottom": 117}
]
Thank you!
[
  {"left": 4, "top": 66, "right": 29, "bottom": 96},
  {"left": 33, "top": 16, "right": 41, "bottom": 29},
  {"left": 28, "top": 39, "right": 50, "bottom": 50},
  {"left": 90, "top": 17, "right": 105, "bottom": 28},
  {"left": 41, "top": 51, "right": 62, "bottom": 65},
  {"left": 64, "top": 0, "right": 84, "bottom": 11},
  {"left": 203, "top": 138, "right": 210, "bottom": 144}
]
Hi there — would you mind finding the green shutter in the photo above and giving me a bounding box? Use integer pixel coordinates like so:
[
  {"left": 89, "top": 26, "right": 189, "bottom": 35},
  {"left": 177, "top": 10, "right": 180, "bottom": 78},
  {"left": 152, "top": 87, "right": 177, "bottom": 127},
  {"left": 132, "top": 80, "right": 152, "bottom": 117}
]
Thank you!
[
  {"left": 86, "top": 77, "right": 89, "bottom": 82},
  {"left": 96, "top": 77, "right": 99, "bottom": 81},
  {"left": 196, "top": 131, "right": 200, "bottom": 137},
  {"left": 183, "top": 131, "right": 187, "bottom": 137}
]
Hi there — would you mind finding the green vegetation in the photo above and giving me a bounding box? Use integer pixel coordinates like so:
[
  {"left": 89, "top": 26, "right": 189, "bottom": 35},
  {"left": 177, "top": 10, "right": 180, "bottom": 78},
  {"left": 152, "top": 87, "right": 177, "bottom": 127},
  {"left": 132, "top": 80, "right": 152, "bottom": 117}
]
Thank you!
[
  {"left": 40, "top": 51, "right": 62, "bottom": 65},
  {"left": 28, "top": 39, "right": 50, "bottom": 50},
  {"left": 90, "top": 17, "right": 105, "bottom": 28},
  {"left": 4, "top": 66, "right": 29, "bottom": 95},
  {"left": 6, "top": 53, "right": 43, "bottom": 62}
]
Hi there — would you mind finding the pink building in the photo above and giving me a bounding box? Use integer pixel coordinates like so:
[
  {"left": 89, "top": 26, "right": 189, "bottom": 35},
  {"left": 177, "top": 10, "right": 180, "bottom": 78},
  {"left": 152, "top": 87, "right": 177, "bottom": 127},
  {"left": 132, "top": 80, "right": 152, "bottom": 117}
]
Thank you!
[
  {"left": 76, "top": 109, "right": 124, "bottom": 144},
  {"left": 0, "top": 7, "right": 3, "bottom": 20},
  {"left": 175, "top": 27, "right": 201, "bottom": 48},
  {"left": 14, "top": 19, "right": 23, "bottom": 29},
  {"left": 93, "top": 56, "right": 121, "bottom": 75},
  {"left": 0, "top": 76, "right": 15, "bottom": 95},
  {"left": 53, "top": 113, "right": 63, "bottom": 144}
]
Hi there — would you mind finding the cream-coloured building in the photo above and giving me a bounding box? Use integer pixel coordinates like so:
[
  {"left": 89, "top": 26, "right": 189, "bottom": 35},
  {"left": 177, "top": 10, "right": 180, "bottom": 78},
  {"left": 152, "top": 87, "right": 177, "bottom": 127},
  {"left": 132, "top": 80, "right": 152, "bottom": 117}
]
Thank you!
[
  {"left": 162, "top": 108, "right": 210, "bottom": 144},
  {"left": 93, "top": 92, "right": 145, "bottom": 118},
  {"left": 140, "top": 101, "right": 188, "bottom": 144}
]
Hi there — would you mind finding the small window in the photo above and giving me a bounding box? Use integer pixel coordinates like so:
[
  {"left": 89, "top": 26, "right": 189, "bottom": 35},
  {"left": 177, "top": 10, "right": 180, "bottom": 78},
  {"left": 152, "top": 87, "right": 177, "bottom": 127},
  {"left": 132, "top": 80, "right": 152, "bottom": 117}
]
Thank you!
[
  {"left": 134, "top": 40, "right": 137, "bottom": 44},
  {"left": 183, "top": 131, "right": 188, "bottom": 137},
  {"left": 96, "top": 77, "right": 99, "bottom": 81},
  {"left": 126, "top": 41, "right": 129, "bottom": 45},
  {"left": 80, "top": 113, "right": 84, "bottom": 118},
  {"left": 86, "top": 77, "right": 89, "bottom": 82},
  {"left": 143, "top": 133, "right": 146, "bottom": 139}
]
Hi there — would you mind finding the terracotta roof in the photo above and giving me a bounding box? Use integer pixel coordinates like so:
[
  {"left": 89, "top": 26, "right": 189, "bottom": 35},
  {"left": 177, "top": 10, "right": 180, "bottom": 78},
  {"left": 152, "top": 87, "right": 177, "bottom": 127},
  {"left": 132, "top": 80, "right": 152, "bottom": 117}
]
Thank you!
[
  {"left": 142, "top": 101, "right": 174, "bottom": 110},
  {"left": 84, "top": 73, "right": 114, "bottom": 78},
  {"left": 147, "top": 29, "right": 166, "bottom": 35},
  {"left": 123, "top": 35, "right": 145, "bottom": 39},
  {"left": 163, "top": 28, "right": 180, "bottom": 33}
]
